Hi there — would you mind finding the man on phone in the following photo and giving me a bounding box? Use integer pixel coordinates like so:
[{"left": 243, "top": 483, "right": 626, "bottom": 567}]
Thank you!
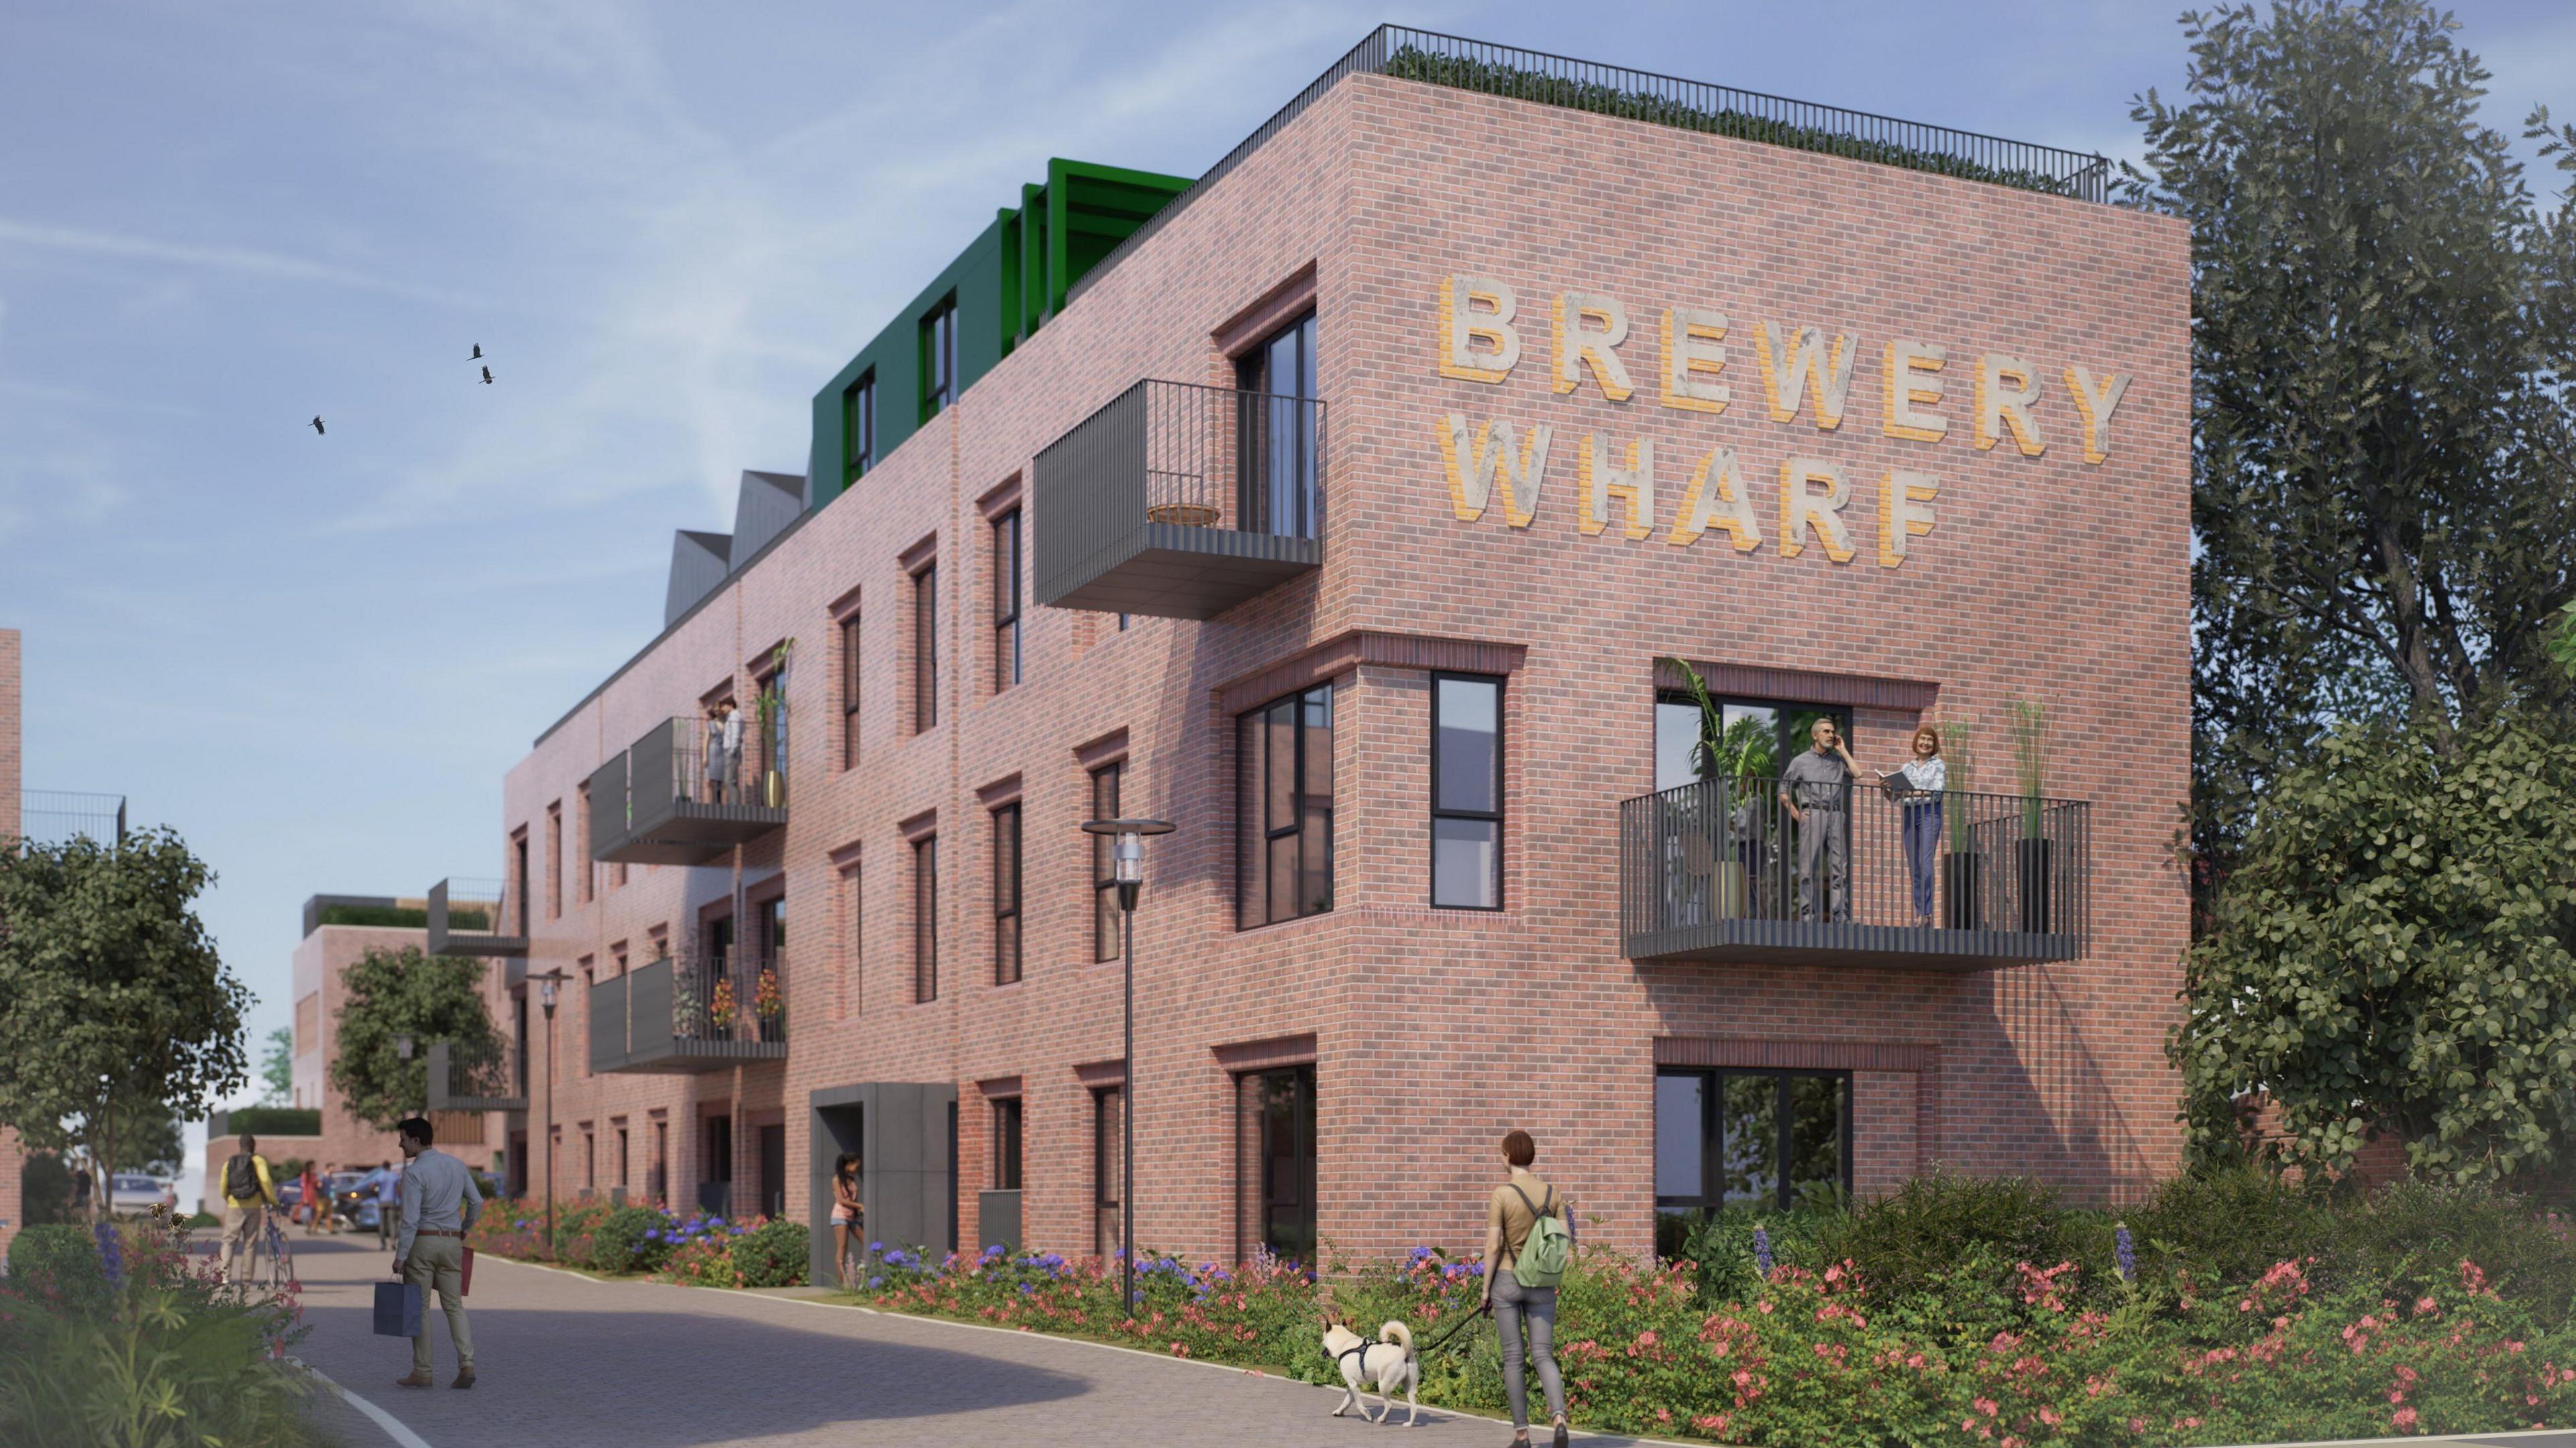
[{"left": 1778, "top": 718, "right": 1864, "bottom": 924}]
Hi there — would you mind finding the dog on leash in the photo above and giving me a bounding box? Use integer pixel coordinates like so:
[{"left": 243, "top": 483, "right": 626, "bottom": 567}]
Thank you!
[{"left": 1322, "top": 1318, "right": 1419, "bottom": 1425}]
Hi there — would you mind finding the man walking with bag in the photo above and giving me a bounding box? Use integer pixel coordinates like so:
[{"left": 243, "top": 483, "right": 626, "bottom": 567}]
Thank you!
[
  {"left": 217, "top": 1132, "right": 276, "bottom": 1285},
  {"left": 390, "top": 1117, "right": 480, "bottom": 1390}
]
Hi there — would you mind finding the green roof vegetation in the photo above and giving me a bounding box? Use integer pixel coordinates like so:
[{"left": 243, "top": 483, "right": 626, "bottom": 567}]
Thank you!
[{"left": 313, "top": 903, "right": 490, "bottom": 931}]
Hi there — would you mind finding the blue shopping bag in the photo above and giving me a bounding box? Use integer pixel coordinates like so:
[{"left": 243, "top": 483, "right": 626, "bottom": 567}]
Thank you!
[{"left": 372, "top": 1280, "right": 422, "bottom": 1337}]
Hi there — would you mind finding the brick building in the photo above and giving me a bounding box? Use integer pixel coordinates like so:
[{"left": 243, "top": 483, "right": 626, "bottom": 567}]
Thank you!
[{"left": 450, "top": 30, "right": 2190, "bottom": 1280}]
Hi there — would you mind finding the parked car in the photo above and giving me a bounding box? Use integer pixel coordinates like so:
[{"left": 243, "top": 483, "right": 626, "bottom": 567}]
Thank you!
[
  {"left": 108, "top": 1174, "right": 168, "bottom": 1215},
  {"left": 328, "top": 1171, "right": 378, "bottom": 1231}
]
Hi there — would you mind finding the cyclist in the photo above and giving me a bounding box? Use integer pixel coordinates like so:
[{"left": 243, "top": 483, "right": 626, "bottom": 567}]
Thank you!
[{"left": 217, "top": 1133, "right": 278, "bottom": 1284}]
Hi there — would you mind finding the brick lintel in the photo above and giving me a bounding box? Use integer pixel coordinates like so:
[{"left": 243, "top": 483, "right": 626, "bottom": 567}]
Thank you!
[{"left": 1214, "top": 631, "right": 1526, "bottom": 715}]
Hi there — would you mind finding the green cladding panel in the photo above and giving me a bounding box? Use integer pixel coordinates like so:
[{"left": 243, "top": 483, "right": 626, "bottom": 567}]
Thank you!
[{"left": 808, "top": 158, "right": 1189, "bottom": 510}]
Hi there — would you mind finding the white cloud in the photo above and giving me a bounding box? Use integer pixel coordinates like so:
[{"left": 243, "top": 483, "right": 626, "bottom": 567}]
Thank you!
[{"left": 0, "top": 218, "right": 481, "bottom": 308}]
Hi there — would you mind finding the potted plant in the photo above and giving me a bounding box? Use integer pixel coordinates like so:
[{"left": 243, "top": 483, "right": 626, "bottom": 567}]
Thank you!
[
  {"left": 707, "top": 974, "right": 738, "bottom": 1036},
  {"left": 1668, "top": 660, "right": 1777, "bottom": 920},
  {"left": 755, "top": 641, "right": 793, "bottom": 808},
  {"left": 1940, "top": 720, "right": 1981, "bottom": 930},
  {"left": 753, "top": 966, "right": 783, "bottom": 1042},
  {"left": 669, "top": 956, "right": 702, "bottom": 1040},
  {"left": 2010, "top": 700, "right": 2053, "bottom": 934}
]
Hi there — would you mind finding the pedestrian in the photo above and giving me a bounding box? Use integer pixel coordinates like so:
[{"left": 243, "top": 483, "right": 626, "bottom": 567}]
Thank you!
[
  {"left": 829, "top": 1153, "right": 863, "bottom": 1288},
  {"left": 1481, "top": 1129, "right": 1572, "bottom": 1448},
  {"left": 391, "top": 1116, "right": 481, "bottom": 1390},
  {"left": 297, "top": 1162, "right": 323, "bottom": 1236},
  {"left": 217, "top": 1133, "right": 277, "bottom": 1285},
  {"left": 376, "top": 1158, "right": 405, "bottom": 1251}
]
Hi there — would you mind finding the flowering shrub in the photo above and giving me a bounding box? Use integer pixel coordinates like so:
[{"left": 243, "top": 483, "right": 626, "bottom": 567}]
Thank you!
[{"left": 466, "top": 1199, "right": 806, "bottom": 1285}]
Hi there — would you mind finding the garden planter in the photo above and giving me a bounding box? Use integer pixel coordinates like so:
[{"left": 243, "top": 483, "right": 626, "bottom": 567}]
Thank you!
[{"left": 1943, "top": 850, "right": 1984, "bottom": 931}]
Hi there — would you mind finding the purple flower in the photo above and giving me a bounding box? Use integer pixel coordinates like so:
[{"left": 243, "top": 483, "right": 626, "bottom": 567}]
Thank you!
[
  {"left": 92, "top": 1221, "right": 123, "bottom": 1288},
  {"left": 1753, "top": 1227, "right": 1774, "bottom": 1278},
  {"left": 2115, "top": 1225, "right": 2135, "bottom": 1283}
]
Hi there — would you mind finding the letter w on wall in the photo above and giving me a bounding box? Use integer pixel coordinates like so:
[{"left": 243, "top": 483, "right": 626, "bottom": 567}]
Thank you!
[
  {"left": 1756, "top": 323, "right": 1857, "bottom": 430},
  {"left": 1437, "top": 415, "right": 1552, "bottom": 526}
]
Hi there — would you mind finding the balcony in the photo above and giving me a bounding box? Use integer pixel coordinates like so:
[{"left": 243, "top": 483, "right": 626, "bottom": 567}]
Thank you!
[
  {"left": 423, "top": 1039, "right": 526, "bottom": 1113},
  {"left": 427, "top": 877, "right": 526, "bottom": 958},
  {"left": 1619, "top": 777, "right": 2089, "bottom": 970},
  {"left": 590, "top": 714, "right": 788, "bottom": 866},
  {"left": 14, "top": 789, "right": 126, "bottom": 848},
  {"left": 590, "top": 947, "right": 788, "bottom": 1074},
  {"left": 1032, "top": 379, "right": 1324, "bottom": 620}
]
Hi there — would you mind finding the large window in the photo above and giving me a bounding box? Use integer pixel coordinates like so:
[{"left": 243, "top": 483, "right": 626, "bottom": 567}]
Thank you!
[
  {"left": 992, "top": 508, "right": 1022, "bottom": 691},
  {"left": 1090, "top": 762, "right": 1122, "bottom": 961},
  {"left": 922, "top": 295, "right": 958, "bottom": 421},
  {"left": 1654, "top": 1068, "right": 1850, "bottom": 1233},
  {"left": 1432, "top": 673, "right": 1503, "bottom": 909},
  {"left": 1093, "top": 1086, "right": 1122, "bottom": 1258},
  {"left": 1246, "top": 1065, "right": 1316, "bottom": 1265},
  {"left": 839, "top": 612, "right": 862, "bottom": 768},
  {"left": 913, "top": 563, "right": 938, "bottom": 733},
  {"left": 843, "top": 373, "right": 875, "bottom": 485},
  {"left": 1236, "top": 312, "right": 1320, "bottom": 539},
  {"left": 990, "top": 1097, "right": 1023, "bottom": 1190},
  {"left": 1236, "top": 685, "right": 1333, "bottom": 927},
  {"left": 991, "top": 803, "right": 1022, "bottom": 985},
  {"left": 913, "top": 835, "right": 938, "bottom": 1003},
  {"left": 1653, "top": 693, "right": 1850, "bottom": 791}
]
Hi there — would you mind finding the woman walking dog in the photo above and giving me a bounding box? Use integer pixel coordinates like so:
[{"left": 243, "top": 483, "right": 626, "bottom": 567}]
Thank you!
[{"left": 1482, "top": 1129, "right": 1572, "bottom": 1448}]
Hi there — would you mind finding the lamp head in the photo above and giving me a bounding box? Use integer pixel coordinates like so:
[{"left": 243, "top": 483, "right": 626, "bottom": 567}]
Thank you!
[
  {"left": 1081, "top": 817, "right": 1172, "bottom": 913},
  {"left": 394, "top": 1034, "right": 414, "bottom": 1062}
]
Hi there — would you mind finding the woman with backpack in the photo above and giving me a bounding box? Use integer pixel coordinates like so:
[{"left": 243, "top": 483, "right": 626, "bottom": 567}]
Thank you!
[{"left": 1481, "top": 1129, "right": 1572, "bottom": 1448}]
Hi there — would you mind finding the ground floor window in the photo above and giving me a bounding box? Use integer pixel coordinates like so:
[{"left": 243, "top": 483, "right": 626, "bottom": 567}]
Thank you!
[
  {"left": 1240, "top": 1064, "right": 1316, "bottom": 1266},
  {"left": 1093, "top": 1086, "right": 1122, "bottom": 1259},
  {"left": 1654, "top": 1068, "right": 1849, "bottom": 1247},
  {"left": 991, "top": 1097, "right": 1024, "bottom": 1190}
]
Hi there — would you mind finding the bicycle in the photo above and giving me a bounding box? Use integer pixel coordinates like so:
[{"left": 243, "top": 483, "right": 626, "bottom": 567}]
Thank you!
[{"left": 236, "top": 1209, "right": 297, "bottom": 1296}]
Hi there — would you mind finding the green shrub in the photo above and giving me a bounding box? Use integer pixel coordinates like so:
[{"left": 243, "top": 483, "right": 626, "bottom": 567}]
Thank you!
[
  {"left": 2324, "top": 1179, "right": 2576, "bottom": 1322},
  {"left": 1814, "top": 1172, "right": 2080, "bottom": 1302},
  {"left": 2123, "top": 1164, "right": 2328, "bottom": 1290},
  {"left": 6, "top": 1225, "right": 105, "bottom": 1300},
  {"left": 1658, "top": 1204, "right": 1842, "bottom": 1304},
  {"left": 727, "top": 1219, "right": 808, "bottom": 1288},
  {"left": 584, "top": 1205, "right": 674, "bottom": 1274},
  {"left": 221, "top": 1106, "right": 321, "bottom": 1137},
  {"left": 0, "top": 1284, "right": 317, "bottom": 1446}
]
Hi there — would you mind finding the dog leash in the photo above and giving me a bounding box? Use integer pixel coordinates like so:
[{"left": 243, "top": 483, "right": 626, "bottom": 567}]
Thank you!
[{"left": 1416, "top": 1303, "right": 1489, "bottom": 1356}]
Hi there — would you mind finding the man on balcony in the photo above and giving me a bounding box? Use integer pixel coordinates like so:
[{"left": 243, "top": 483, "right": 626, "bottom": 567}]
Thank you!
[{"left": 1778, "top": 718, "right": 1864, "bottom": 924}]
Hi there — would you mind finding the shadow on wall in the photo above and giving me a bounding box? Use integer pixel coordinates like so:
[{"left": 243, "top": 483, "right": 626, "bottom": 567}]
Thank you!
[{"left": 1976, "top": 963, "right": 2159, "bottom": 1202}]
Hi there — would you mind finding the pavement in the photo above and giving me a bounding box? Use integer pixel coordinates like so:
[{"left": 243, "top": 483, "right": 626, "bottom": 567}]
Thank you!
[{"left": 273, "top": 1235, "right": 1675, "bottom": 1448}]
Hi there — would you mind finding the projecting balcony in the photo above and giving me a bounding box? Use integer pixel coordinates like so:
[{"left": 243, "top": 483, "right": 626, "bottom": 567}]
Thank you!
[
  {"left": 589, "top": 948, "right": 788, "bottom": 1074},
  {"left": 423, "top": 1039, "right": 526, "bottom": 1113},
  {"left": 589, "top": 714, "right": 788, "bottom": 866},
  {"left": 427, "top": 877, "right": 526, "bottom": 958},
  {"left": 1032, "top": 379, "right": 1324, "bottom": 620},
  {"left": 1619, "top": 776, "right": 2090, "bottom": 970}
]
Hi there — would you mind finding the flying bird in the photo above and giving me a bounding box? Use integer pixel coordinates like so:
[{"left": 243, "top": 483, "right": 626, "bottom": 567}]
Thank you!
[
  {"left": 311, "top": 416, "right": 325, "bottom": 435},
  {"left": 480, "top": 366, "right": 494, "bottom": 384},
  {"left": 469, "top": 343, "right": 483, "bottom": 360}
]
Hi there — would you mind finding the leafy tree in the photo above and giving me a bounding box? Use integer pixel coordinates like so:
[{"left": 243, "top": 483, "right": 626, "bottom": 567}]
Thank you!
[
  {"left": 2173, "top": 710, "right": 2576, "bottom": 1186},
  {"left": 326, "top": 945, "right": 504, "bottom": 1130},
  {"left": 257, "top": 1024, "right": 294, "bottom": 1107},
  {"left": 0, "top": 830, "right": 248, "bottom": 1204},
  {"left": 2128, "top": 1, "right": 2576, "bottom": 911},
  {"left": 2552, "top": 598, "right": 2576, "bottom": 679}
]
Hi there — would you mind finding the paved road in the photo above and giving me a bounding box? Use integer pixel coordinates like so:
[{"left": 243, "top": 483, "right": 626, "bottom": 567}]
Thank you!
[{"left": 278, "top": 1235, "right": 1665, "bottom": 1448}]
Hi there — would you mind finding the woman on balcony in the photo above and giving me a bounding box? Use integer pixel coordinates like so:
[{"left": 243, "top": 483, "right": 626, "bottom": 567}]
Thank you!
[{"left": 1890, "top": 725, "right": 1947, "bottom": 928}]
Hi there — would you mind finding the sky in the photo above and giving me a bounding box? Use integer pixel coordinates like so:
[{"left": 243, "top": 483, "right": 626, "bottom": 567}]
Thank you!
[{"left": 3, "top": 0, "right": 2571, "bottom": 1157}]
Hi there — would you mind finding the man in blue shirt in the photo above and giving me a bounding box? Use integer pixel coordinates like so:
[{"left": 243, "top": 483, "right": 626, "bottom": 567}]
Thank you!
[{"left": 390, "top": 1117, "right": 480, "bottom": 1390}]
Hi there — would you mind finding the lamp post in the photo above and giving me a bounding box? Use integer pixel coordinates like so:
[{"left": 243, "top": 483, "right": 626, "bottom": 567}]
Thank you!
[
  {"left": 527, "top": 970, "right": 569, "bottom": 1258},
  {"left": 1079, "top": 816, "right": 1171, "bottom": 1318},
  {"left": 394, "top": 1034, "right": 415, "bottom": 1116}
]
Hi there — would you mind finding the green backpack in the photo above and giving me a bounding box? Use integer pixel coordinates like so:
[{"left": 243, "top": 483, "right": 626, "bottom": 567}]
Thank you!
[{"left": 1508, "top": 1183, "right": 1572, "bottom": 1288}]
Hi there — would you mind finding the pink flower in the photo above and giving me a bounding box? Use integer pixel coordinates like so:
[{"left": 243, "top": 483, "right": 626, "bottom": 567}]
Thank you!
[
  {"left": 1758, "top": 1300, "right": 1774, "bottom": 1315},
  {"left": 2414, "top": 1296, "right": 2438, "bottom": 1316},
  {"left": 1693, "top": 1415, "right": 1730, "bottom": 1435},
  {"left": 1975, "top": 1397, "right": 2000, "bottom": 1418},
  {"left": 2394, "top": 1405, "right": 2419, "bottom": 1431}
]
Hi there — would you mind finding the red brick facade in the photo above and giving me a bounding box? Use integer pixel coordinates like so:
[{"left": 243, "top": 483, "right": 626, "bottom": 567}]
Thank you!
[{"left": 496, "top": 74, "right": 2190, "bottom": 1264}]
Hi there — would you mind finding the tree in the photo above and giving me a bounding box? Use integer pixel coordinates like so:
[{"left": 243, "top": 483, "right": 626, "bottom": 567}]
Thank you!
[
  {"left": 326, "top": 945, "right": 505, "bottom": 1130},
  {"left": 0, "top": 829, "right": 249, "bottom": 1203},
  {"left": 2128, "top": 1, "right": 2576, "bottom": 910},
  {"left": 2173, "top": 709, "right": 2576, "bottom": 1186},
  {"left": 258, "top": 1024, "right": 294, "bottom": 1107}
]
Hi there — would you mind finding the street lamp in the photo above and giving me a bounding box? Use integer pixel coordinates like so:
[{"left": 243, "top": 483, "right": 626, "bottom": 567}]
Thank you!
[
  {"left": 394, "top": 1033, "right": 417, "bottom": 1119},
  {"left": 527, "top": 970, "right": 570, "bottom": 1258},
  {"left": 1078, "top": 816, "right": 1171, "bottom": 1317}
]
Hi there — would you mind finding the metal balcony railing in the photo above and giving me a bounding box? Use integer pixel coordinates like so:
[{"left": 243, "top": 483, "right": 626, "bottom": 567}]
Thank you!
[
  {"left": 13, "top": 789, "right": 125, "bottom": 848},
  {"left": 424, "top": 1038, "right": 525, "bottom": 1113},
  {"left": 427, "top": 876, "right": 526, "bottom": 958},
  {"left": 1032, "top": 379, "right": 1325, "bottom": 620},
  {"left": 590, "top": 946, "right": 788, "bottom": 1074},
  {"left": 589, "top": 712, "right": 788, "bottom": 865},
  {"left": 1619, "top": 775, "right": 2089, "bottom": 969}
]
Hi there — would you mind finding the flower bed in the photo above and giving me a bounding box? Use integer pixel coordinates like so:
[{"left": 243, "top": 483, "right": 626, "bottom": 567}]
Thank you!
[{"left": 466, "top": 1199, "right": 808, "bottom": 1287}]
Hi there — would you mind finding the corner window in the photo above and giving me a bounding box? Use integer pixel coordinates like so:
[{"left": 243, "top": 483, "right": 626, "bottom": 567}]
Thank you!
[
  {"left": 1654, "top": 1068, "right": 1850, "bottom": 1249},
  {"left": 991, "top": 1097, "right": 1024, "bottom": 1190},
  {"left": 1089, "top": 762, "right": 1122, "bottom": 961},
  {"left": 991, "top": 803, "right": 1022, "bottom": 986},
  {"left": 1236, "top": 684, "right": 1332, "bottom": 927},
  {"left": 922, "top": 295, "right": 958, "bottom": 421},
  {"left": 913, "top": 834, "right": 938, "bottom": 1003},
  {"left": 992, "top": 508, "right": 1022, "bottom": 691},
  {"left": 1432, "top": 674, "right": 1502, "bottom": 909},
  {"left": 913, "top": 563, "right": 938, "bottom": 733},
  {"left": 843, "top": 374, "right": 876, "bottom": 485}
]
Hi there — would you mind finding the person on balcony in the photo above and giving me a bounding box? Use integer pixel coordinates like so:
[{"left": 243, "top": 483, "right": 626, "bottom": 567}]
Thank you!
[
  {"left": 704, "top": 700, "right": 742, "bottom": 803},
  {"left": 1778, "top": 718, "right": 1862, "bottom": 924},
  {"left": 1892, "top": 725, "right": 1948, "bottom": 928}
]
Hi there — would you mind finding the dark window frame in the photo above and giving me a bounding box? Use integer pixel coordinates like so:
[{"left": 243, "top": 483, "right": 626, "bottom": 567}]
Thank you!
[
  {"left": 990, "top": 1096, "right": 1024, "bottom": 1191},
  {"left": 1652, "top": 1066, "right": 1854, "bottom": 1217},
  {"left": 1430, "top": 671, "right": 1504, "bottom": 910},
  {"left": 1090, "top": 762, "right": 1122, "bottom": 962},
  {"left": 839, "top": 611, "right": 862, "bottom": 769},
  {"left": 1092, "top": 1085, "right": 1122, "bottom": 1258},
  {"left": 913, "top": 563, "right": 939, "bottom": 734},
  {"left": 1653, "top": 692, "right": 1854, "bottom": 789},
  {"left": 992, "top": 508, "right": 1022, "bottom": 691},
  {"left": 1233, "top": 311, "right": 1322, "bottom": 541},
  {"left": 922, "top": 294, "right": 959, "bottom": 421},
  {"left": 1238, "top": 683, "right": 1334, "bottom": 928},
  {"left": 913, "top": 834, "right": 939, "bottom": 1003},
  {"left": 991, "top": 801, "right": 1022, "bottom": 986},
  {"left": 843, "top": 372, "right": 877, "bottom": 484},
  {"left": 1244, "top": 1064, "right": 1317, "bottom": 1266}
]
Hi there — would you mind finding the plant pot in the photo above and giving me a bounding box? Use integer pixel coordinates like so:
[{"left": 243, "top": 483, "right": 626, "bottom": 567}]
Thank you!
[
  {"left": 2017, "top": 836, "right": 2053, "bottom": 935},
  {"left": 1716, "top": 859, "right": 1748, "bottom": 919},
  {"left": 1943, "top": 851, "right": 1985, "bottom": 932},
  {"left": 764, "top": 770, "right": 783, "bottom": 808}
]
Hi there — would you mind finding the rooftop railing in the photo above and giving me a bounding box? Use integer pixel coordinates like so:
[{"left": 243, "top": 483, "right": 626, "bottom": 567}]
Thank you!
[{"left": 14, "top": 790, "right": 126, "bottom": 848}]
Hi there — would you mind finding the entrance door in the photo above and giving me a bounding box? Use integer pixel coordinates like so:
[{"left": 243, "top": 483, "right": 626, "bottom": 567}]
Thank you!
[
  {"left": 702, "top": 1115, "right": 733, "bottom": 1217},
  {"left": 1254, "top": 1066, "right": 1316, "bottom": 1266},
  {"left": 758, "top": 1124, "right": 786, "bottom": 1219}
]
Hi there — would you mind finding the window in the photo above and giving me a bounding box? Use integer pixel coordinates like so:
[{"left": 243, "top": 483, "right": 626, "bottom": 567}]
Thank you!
[
  {"left": 839, "top": 612, "right": 862, "bottom": 768},
  {"left": 578, "top": 955, "right": 595, "bottom": 1078},
  {"left": 755, "top": 655, "right": 789, "bottom": 799},
  {"left": 843, "top": 373, "right": 876, "bottom": 485},
  {"left": 616, "top": 1127, "right": 630, "bottom": 1188},
  {"left": 1236, "top": 311, "right": 1320, "bottom": 539},
  {"left": 1093, "top": 1086, "right": 1122, "bottom": 1258},
  {"left": 651, "top": 1119, "right": 669, "bottom": 1203},
  {"left": 914, "top": 564, "right": 939, "bottom": 733},
  {"left": 1090, "top": 762, "right": 1122, "bottom": 961},
  {"left": 841, "top": 862, "right": 863, "bottom": 1016},
  {"left": 1654, "top": 1068, "right": 1851, "bottom": 1250},
  {"left": 991, "top": 803, "right": 1022, "bottom": 985},
  {"left": 576, "top": 783, "right": 593, "bottom": 904},
  {"left": 990, "top": 1097, "right": 1024, "bottom": 1190},
  {"left": 1652, "top": 693, "right": 1849, "bottom": 792},
  {"left": 913, "top": 834, "right": 939, "bottom": 1002},
  {"left": 1432, "top": 674, "right": 1503, "bottom": 909},
  {"left": 991, "top": 508, "right": 1022, "bottom": 691},
  {"left": 583, "top": 1127, "right": 596, "bottom": 1190},
  {"left": 922, "top": 295, "right": 958, "bottom": 420},
  {"left": 545, "top": 801, "right": 563, "bottom": 920},
  {"left": 1236, "top": 684, "right": 1333, "bottom": 926},
  {"left": 1246, "top": 1065, "right": 1316, "bottom": 1264}
]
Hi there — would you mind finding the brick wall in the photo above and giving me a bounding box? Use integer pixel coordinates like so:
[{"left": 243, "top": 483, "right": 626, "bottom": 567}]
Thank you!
[{"left": 494, "top": 72, "right": 2190, "bottom": 1264}]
